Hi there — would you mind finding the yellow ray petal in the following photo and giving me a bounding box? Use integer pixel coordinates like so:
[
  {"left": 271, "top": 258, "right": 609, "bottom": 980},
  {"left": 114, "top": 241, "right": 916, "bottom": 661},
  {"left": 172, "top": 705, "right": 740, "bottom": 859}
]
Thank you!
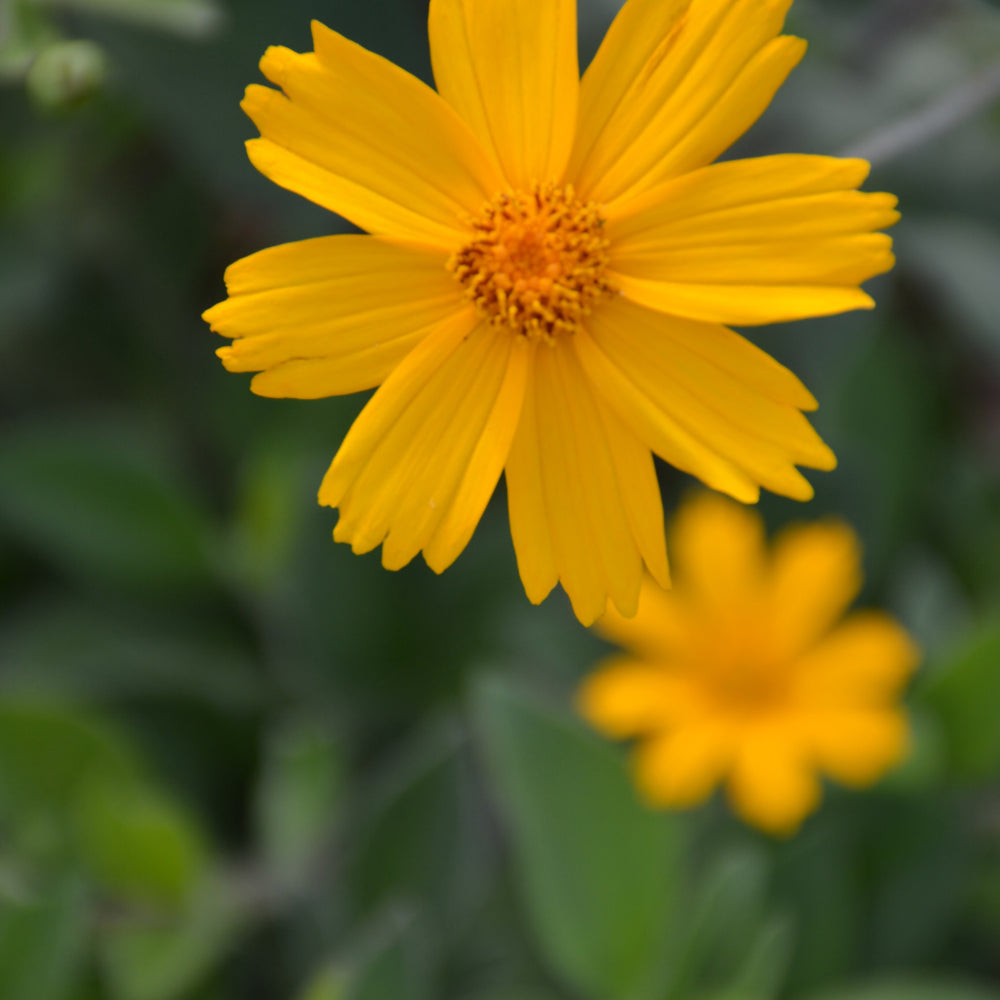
[
  {"left": 612, "top": 274, "right": 878, "bottom": 327},
  {"left": 530, "top": 344, "right": 645, "bottom": 623},
  {"left": 583, "top": 299, "right": 834, "bottom": 501},
  {"left": 669, "top": 491, "right": 766, "bottom": 610},
  {"left": 804, "top": 708, "right": 911, "bottom": 788},
  {"left": 571, "top": 0, "right": 801, "bottom": 204},
  {"left": 726, "top": 729, "right": 821, "bottom": 835},
  {"left": 607, "top": 155, "right": 875, "bottom": 234},
  {"left": 423, "top": 337, "right": 532, "bottom": 572},
  {"left": 606, "top": 156, "right": 898, "bottom": 325},
  {"left": 318, "top": 309, "right": 476, "bottom": 514},
  {"left": 205, "top": 236, "right": 462, "bottom": 397},
  {"left": 596, "top": 576, "right": 698, "bottom": 662},
  {"left": 504, "top": 359, "right": 559, "bottom": 606},
  {"left": 428, "top": 0, "right": 578, "bottom": 188},
  {"left": 569, "top": 0, "right": 690, "bottom": 184},
  {"left": 241, "top": 23, "right": 503, "bottom": 250},
  {"left": 573, "top": 326, "right": 760, "bottom": 504},
  {"left": 790, "top": 611, "right": 920, "bottom": 708},
  {"left": 321, "top": 316, "right": 526, "bottom": 570},
  {"left": 593, "top": 396, "right": 670, "bottom": 591},
  {"left": 766, "top": 520, "right": 864, "bottom": 660},
  {"left": 577, "top": 657, "right": 702, "bottom": 738},
  {"left": 633, "top": 722, "right": 735, "bottom": 808}
]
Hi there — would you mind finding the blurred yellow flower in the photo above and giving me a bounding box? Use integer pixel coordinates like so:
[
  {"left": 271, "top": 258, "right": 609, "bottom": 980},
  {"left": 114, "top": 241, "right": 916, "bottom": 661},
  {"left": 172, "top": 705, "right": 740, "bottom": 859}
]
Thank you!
[
  {"left": 578, "top": 493, "right": 918, "bottom": 835},
  {"left": 203, "top": 0, "right": 898, "bottom": 624}
]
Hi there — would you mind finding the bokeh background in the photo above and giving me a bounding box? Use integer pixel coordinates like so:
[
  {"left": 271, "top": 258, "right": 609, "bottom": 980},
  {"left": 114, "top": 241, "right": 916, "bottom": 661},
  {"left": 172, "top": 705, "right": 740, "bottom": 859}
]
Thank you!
[{"left": 2, "top": 0, "right": 1000, "bottom": 997}]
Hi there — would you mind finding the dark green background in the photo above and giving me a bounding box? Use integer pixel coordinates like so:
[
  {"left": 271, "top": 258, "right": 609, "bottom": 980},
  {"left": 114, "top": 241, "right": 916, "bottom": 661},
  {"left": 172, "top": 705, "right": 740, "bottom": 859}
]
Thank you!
[{"left": 2, "top": 0, "right": 1000, "bottom": 997}]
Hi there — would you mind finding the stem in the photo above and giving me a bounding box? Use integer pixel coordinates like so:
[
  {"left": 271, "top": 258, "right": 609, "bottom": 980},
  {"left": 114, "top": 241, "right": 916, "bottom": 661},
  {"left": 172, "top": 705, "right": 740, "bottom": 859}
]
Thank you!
[{"left": 840, "top": 61, "right": 1000, "bottom": 166}]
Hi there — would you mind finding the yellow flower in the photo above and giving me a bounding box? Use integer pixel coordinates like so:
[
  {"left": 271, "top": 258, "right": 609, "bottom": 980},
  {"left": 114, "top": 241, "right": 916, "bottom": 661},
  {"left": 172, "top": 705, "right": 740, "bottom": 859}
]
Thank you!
[
  {"left": 578, "top": 493, "right": 918, "bottom": 835},
  {"left": 203, "top": 0, "right": 898, "bottom": 625}
]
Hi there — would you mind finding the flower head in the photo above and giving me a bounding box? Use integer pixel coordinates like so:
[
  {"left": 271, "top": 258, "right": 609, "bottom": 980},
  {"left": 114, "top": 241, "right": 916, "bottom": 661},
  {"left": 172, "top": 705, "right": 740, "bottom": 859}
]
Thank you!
[
  {"left": 578, "top": 493, "right": 918, "bottom": 835},
  {"left": 203, "top": 0, "right": 899, "bottom": 625}
]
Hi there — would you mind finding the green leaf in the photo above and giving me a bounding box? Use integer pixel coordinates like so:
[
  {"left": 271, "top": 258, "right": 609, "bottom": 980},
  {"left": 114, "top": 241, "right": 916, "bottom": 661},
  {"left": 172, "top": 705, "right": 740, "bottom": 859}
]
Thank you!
[
  {"left": 808, "top": 980, "right": 1000, "bottom": 1000},
  {"left": 44, "top": 0, "right": 223, "bottom": 39},
  {"left": 901, "top": 218, "right": 1000, "bottom": 365},
  {"left": 0, "top": 422, "right": 214, "bottom": 592},
  {"left": 0, "top": 600, "right": 261, "bottom": 711},
  {"left": 348, "top": 722, "right": 487, "bottom": 929},
  {"left": 922, "top": 620, "right": 1000, "bottom": 780},
  {"left": 341, "top": 912, "right": 429, "bottom": 1000},
  {"left": 664, "top": 846, "right": 773, "bottom": 1000},
  {"left": 702, "top": 915, "right": 794, "bottom": 1000},
  {"left": 295, "top": 964, "right": 348, "bottom": 1000},
  {"left": 0, "top": 876, "right": 89, "bottom": 1000},
  {"left": 74, "top": 775, "right": 208, "bottom": 906},
  {"left": 101, "top": 877, "right": 242, "bottom": 1000},
  {"left": 0, "top": 701, "right": 135, "bottom": 818},
  {"left": 255, "top": 719, "right": 343, "bottom": 888},
  {"left": 472, "top": 675, "right": 685, "bottom": 1000}
]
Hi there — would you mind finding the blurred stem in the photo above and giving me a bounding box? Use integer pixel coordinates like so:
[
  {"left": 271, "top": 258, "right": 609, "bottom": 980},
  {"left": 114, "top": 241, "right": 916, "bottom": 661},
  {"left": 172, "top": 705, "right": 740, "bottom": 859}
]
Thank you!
[{"left": 841, "top": 61, "right": 1000, "bottom": 166}]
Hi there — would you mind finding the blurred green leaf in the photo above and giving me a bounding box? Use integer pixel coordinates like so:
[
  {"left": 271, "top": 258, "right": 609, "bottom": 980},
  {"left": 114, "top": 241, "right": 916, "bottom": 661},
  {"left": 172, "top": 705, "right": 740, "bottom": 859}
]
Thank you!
[
  {"left": 341, "top": 912, "right": 429, "bottom": 1000},
  {"left": 901, "top": 217, "right": 1000, "bottom": 364},
  {"left": 0, "top": 701, "right": 135, "bottom": 817},
  {"left": 0, "top": 600, "right": 261, "bottom": 710},
  {"left": 348, "top": 722, "right": 488, "bottom": 929},
  {"left": 922, "top": 620, "right": 1000, "bottom": 780},
  {"left": 0, "top": 876, "right": 89, "bottom": 1000},
  {"left": 0, "top": 1, "right": 58, "bottom": 80},
  {"left": 665, "top": 847, "right": 778, "bottom": 1000},
  {"left": 703, "top": 914, "right": 794, "bottom": 1000},
  {"left": 0, "top": 423, "right": 214, "bottom": 592},
  {"left": 227, "top": 439, "right": 315, "bottom": 593},
  {"left": 255, "top": 719, "right": 343, "bottom": 888},
  {"left": 825, "top": 326, "right": 941, "bottom": 581},
  {"left": 74, "top": 774, "right": 207, "bottom": 906},
  {"left": 101, "top": 877, "right": 241, "bottom": 1000},
  {"left": 295, "top": 964, "right": 347, "bottom": 1000},
  {"left": 47, "top": 0, "right": 223, "bottom": 39},
  {"left": 808, "top": 979, "right": 1000, "bottom": 1000},
  {"left": 472, "top": 675, "right": 684, "bottom": 1000}
]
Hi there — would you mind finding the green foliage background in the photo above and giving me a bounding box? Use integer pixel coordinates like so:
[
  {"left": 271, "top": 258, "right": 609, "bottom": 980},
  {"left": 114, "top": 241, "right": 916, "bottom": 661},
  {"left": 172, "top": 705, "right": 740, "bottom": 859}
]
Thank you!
[{"left": 2, "top": 0, "right": 1000, "bottom": 997}]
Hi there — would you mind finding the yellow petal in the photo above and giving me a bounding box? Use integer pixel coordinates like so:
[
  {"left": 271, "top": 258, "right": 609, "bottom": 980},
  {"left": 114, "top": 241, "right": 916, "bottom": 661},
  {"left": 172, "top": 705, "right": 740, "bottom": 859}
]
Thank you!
[
  {"left": 612, "top": 275, "right": 878, "bottom": 327},
  {"left": 791, "top": 610, "right": 920, "bottom": 707},
  {"left": 669, "top": 491, "right": 766, "bottom": 610},
  {"left": 766, "top": 520, "right": 863, "bottom": 660},
  {"left": 633, "top": 722, "right": 734, "bottom": 808},
  {"left": 606, "top": 155, "right": 898, "bottom": 325},
  {"left": 241, "top": 23, "right": 503, "bottom": 250},
  {"left": 205, "top": 236, "right": 462, "bottom": 397},
  {"left": 805, "top": 708, "right": 911, "bottom": 788},
  {"left": 318, "top": 311, "right": 528, "bottom": 571},
  {"left": 608, "top": 155, "right": 875, "bottom": 232},
  {"left": 423, "top": 337, "right": 532, "bottom": 572},
  {"left": 504, "top": 357, "right": 559, "bottom": 606},
  {"left": 573, "top": 325, "right": 760, "bottom": 504},
  {"left": 570, "top": 0, "right": 689, "bottom": 187},
  {"left": 571, "top": 0, "right": 802, "bottom": 204},
  {"left": 726, "top": 729, "right": 821, "bottom": 835},
  {"left": 583, "top": 298, "right": 834, "bottom": 502},
  {"left": 428, "top": 0, "right": 578, "bottom": 188},
  {"left": 596, "top": 576, "right": 698, "bottom": 662},
  {"left": 577, "top": 656, "right": 701, "bottom": 738},
  {"left": 521, "top": 344, "right": 645, "bottom": 624},
  {"left": 593, "top": 395, "right": 670, "bottom": 591}
]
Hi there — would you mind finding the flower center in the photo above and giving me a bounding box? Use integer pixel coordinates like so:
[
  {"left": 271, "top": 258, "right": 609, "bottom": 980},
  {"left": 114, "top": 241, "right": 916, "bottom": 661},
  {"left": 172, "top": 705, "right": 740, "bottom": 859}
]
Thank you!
[
  {"left": 448, "top": 184, "right": 616, "bottom": 342},
  {"left": 700, "top": 623, "right": 789, "bottom": 715}
]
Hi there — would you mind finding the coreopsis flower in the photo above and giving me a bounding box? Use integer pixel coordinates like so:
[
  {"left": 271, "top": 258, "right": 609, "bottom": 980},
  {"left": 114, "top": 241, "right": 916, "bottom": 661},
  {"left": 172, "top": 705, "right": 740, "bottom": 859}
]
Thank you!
[
  {"left": 203, "top": 0, "right": 899, "bottom": 625},
  {"left": 578, "top": 493, "right": 918, "bottom": 834}
]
